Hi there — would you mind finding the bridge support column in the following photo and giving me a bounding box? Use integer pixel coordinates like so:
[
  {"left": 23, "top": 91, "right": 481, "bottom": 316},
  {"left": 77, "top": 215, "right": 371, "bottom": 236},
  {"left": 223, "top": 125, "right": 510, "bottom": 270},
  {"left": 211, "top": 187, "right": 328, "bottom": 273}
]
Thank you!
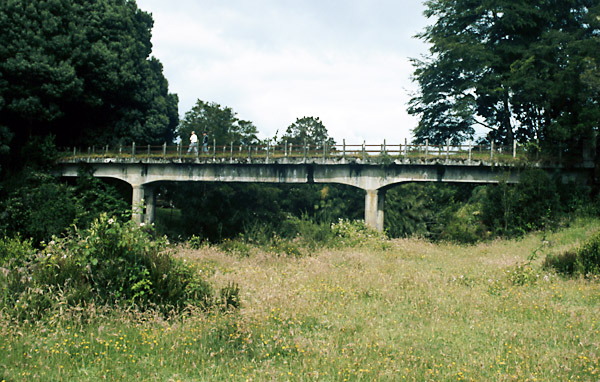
[
  {"left": 144, "top": 185, "right": 156, "bottom": 225},
  {"left": 365, "top": 189, "right": 385, "bottom": 232},
  {"left": 132, "top": 184, "right": 145, "bottom": 225}
]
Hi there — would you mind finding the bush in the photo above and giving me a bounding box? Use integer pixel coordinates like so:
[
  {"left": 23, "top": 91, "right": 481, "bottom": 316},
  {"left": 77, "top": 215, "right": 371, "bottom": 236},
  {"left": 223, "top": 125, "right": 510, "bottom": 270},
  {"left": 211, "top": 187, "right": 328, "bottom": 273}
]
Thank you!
[
  {"left": 543, "top": 250, "right": 578, "bottom": 276},
  {"left": 278, "top": 216, "right": 333, "bottom": 249},
  {"left": 0, "top": 214, "right": 216, "bottom": 322},
  {"left": 575, "top": 231, "right": 600, "bottom": 275},
  {"left": 544, "top": 231, "right": 600, "bottom": 276},
  {"left": 330, "top": 219, "right": 387, "bottom": 247},
  {"left": 0, "top": 235, "right": 35, "bottom": 266}
]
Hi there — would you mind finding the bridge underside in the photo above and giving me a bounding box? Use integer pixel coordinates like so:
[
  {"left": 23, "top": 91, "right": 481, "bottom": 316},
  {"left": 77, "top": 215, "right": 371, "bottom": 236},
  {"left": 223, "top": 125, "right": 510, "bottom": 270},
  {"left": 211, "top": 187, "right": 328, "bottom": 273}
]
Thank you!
[{"left": 57, "top": 161, "right": 591, "bottom": 232}]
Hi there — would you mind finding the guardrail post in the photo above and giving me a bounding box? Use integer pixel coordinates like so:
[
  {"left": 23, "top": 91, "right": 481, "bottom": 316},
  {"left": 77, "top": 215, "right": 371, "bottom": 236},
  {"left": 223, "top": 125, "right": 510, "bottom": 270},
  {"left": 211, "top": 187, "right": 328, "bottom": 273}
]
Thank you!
[
  {"left": 362, "top": 141, "right": 366, "bottom": 161},
  {"left": 178, "top": 142, "right": 181, "bottom": 161},
  {"left": 213, "top": 139, "right": 216, "bottom": 162},
  {"left": 132, "top": 142, "right": 136, "bottom": 160},
  {"left": 104, "top": 145, "right": 108, "bottom": 158},
  {"left": 490, "top": 141, "right": 494, "bottom": 161},
  {"left": 425, "top": 139, "right": 429, "bottom": 160},
  {"left": 230, "top": 142, "right": 234, "bottom": 163},
  {"left": 285, "top": 140, "right": 288, "bottom": 158},
  {"left": 404, "top": 138, "right": 408, "bottom": 158},
  {"left": 267, "top": 142, "right": 270, "bottom": 164},
  {"left": 248, "top": 145, "right": 252, "bottom": 161},
  {"left": 163, "top": 142, "right": 167, "bottom": 160},
  {"left": 73, "top": 147, "right": 77, "bottom": 158},
  {"left": 147, "top": 144, "right": 151, "bottom": 162},
  {"left": 343, "top": 139, "right": 346, "bottom": 160},
  {"left": 513, "top": 140, "right": 516, "bottom": 159},
  {"left": 119, "top": 144, "right": 122, "bottom": 158},
  {"left": 303, "top": 139, "right": 307, "bottom": 163},
  {"left": 468, "top": 140, "right": 472, "bottom": 163},
  {"left": 87, "top": 147, "right": 91, "bottom": 161},
  {"left": 322, "top": 142, "right": 326, "bottom": 162},
  {"left": 383, "top": 139, "right": 387, "bottom": 155}
]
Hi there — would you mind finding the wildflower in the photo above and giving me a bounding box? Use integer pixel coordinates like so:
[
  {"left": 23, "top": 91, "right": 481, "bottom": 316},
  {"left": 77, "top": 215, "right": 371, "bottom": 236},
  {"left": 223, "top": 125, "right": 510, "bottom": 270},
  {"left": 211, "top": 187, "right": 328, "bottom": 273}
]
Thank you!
[{"left": 108, "top": 218, "right": 115, "bottom": 225}]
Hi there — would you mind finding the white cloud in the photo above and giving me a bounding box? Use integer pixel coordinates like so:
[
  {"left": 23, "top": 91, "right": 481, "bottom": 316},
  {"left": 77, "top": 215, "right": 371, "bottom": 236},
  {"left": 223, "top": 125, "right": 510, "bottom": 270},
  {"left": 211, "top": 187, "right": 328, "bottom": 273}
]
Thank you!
[{"left": 137, "top": 0, "right": 429, "bottom": 144}]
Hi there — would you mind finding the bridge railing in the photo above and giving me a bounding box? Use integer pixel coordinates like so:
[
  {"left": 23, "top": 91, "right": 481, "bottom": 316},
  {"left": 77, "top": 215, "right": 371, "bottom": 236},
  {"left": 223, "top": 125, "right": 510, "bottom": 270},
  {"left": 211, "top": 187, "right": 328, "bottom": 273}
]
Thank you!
[{"left": 59, "top": 139, "right": 560, "bottom": 166}]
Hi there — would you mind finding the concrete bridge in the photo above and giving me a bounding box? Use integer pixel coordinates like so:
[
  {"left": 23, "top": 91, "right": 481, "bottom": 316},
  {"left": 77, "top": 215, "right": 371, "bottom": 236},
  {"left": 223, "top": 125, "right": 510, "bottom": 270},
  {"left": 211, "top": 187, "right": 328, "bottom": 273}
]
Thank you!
[{"left": 56, "top": 149, "right": 593, "bottom": 231}]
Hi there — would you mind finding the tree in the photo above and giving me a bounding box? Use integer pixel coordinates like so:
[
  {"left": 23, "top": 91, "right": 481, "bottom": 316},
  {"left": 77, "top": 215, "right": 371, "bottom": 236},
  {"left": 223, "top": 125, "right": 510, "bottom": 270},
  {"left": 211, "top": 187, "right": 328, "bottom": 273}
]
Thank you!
[
  {"left": 178, "top": 100, "right": 258, "bottom": 146},
  {"left": 279, "top": 117, "right": 336, "bottom": 148},
  {"left": 409, "top": 0, "right": 600, "bottom": 153},
  {"left": 0, "top": 0, "right": 178, "bottom": 154}
]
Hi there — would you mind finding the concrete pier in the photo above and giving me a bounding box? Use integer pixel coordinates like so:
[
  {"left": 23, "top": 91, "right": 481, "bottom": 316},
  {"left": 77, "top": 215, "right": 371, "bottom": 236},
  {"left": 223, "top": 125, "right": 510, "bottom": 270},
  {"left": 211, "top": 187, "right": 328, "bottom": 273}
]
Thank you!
[{"left": 57, "top": 159, "right": 593, "bottom": 232}]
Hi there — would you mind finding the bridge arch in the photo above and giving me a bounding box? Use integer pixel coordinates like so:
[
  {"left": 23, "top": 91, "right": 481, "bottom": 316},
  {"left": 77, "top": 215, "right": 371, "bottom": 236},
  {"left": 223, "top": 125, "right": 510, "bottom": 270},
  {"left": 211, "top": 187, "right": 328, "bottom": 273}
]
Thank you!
[{"left": 56, "top": 160, "right": 591, "bottom": 231}]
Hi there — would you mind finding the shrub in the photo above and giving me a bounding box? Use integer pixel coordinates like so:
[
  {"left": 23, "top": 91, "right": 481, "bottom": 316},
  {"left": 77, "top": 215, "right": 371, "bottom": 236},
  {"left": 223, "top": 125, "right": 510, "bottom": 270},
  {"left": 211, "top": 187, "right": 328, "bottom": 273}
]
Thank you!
[
  {"left": 0, "top": 214, "right": 216, "bottom": 321},
  {"left": 506, "top": 263, "right": 540, "bottom": 286},
  {"left": 268, "top": 234, "right": 303, "bottom": 257},
  {"left": 575, "top": 231, "right": 600, "bottom": 275},
  {"left": 0, "top": 235, "right": 35, "bottom": 266},
  {"left": 544, "top": 231, "right": 600, "bottom": 276},
  {"left": 278, "top": 216, "right": 334, "bottom": 249},
  {"left": 543, "top": 250, "right": 578, "bottom": 276},
  {"left": 330, "top": 219, "right": 387, "bottom": 247},
  {"left": 220, "top": 238, "right": 252, "bottom": 257}
]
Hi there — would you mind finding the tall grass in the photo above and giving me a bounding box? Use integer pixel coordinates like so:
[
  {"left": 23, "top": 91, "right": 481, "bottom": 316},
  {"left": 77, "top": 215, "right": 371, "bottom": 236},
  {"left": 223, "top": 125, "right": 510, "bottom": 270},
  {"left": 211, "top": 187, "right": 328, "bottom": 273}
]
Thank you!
[{"left": 1, "top": 217, "right": 599, "bottom": 381}]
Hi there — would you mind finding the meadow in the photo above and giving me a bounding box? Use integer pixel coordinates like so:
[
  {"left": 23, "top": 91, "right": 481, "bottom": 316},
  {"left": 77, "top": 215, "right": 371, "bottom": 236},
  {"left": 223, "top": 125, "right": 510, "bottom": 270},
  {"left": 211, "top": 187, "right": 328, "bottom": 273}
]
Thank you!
[{"left": 1, "top": 218, "right": 599, "bottom": 381}]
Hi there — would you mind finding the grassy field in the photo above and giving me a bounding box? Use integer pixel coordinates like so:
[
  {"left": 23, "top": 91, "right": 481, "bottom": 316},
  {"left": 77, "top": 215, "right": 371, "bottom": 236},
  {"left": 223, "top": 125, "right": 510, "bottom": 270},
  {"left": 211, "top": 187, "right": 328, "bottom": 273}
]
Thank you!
[{"left": 2, "top": 218, "right": 600, "bottom": 381}]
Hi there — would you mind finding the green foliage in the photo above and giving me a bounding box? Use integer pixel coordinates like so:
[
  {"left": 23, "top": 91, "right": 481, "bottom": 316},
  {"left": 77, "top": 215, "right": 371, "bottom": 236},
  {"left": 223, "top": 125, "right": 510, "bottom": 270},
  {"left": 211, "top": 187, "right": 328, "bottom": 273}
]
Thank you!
[
  {"left": 441, "top": 202, "right": 489, "bottom": 244},
  {"left": 330, "top": 219, "right": 386, "bottom": 248},
  {"left": 505, "top": 263, "right": 540, "bottom": 286},
  {"left": 0, "top": 166, "right": 129, "bottom": 244},
  {"left": 410, "top": 0, "right": 600, "bottom": 151},
  {"left": 72, "top": 166, "right": 130, "bottom": 228},
  {"left": 481, "top": 169, "right": 559, "bottom": 236},
  {"left": 574, "top": 231, "right": 600, "bottom": 275},
  {"left": 220, "top": 238, "right": 252, "bottom": 257},
  {"left": 0, "top": 235, "right": 35, "bottom": 266},
  {"left": 278, "top": 116, "right": 336, "bottom": 148},
  {"left": 0, "top": 171, "right": 78, "bottom": 244},
  {"left": 385, "top": 183, "right": 476, "bottom": 240},
  {"left": 177, "top": 100, "right": 258, "bottom": 146},
  {"left": 278, "top": 216, "right": 334, "bottom": 250},
  {"left": 0, "top": 0, "right": 178, "bottom": 150},
  {"left": 544, "top": 231, "right": 600, "bottom": 277},
  {"left": 267, "top": 234, "right": 303, "bottom": 257},
  {"left": 0, "top": 214, "right": 215, "bottom": 321},
  {"left": 543, "top": 250, "right": 578, "bottom": 276}
]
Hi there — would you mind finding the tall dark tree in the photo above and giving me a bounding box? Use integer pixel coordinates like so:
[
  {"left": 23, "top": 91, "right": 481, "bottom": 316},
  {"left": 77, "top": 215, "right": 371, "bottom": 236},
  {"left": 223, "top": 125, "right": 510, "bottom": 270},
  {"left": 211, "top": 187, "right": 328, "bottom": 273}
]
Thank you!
[
  {"left": 178, "top": 100, "right": 258, "bottom": 146},
  {"left": 279, "top": 116, "right": 335, "bottom": 148},
  {"left": 409, "top": 0, "right": 600, "bottom": 153},
  {"left": 0, "top": 0, "right": 178, "bottom": 152}
]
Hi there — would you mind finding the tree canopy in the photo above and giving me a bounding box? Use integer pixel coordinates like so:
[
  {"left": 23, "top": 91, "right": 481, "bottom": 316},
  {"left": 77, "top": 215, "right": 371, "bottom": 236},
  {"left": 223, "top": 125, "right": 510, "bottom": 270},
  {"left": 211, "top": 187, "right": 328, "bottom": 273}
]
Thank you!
[
  {"left": 278, "top": 116, "right": 336, "bottom": 148},
  {"left": 409, "top": 0, "right": 600, "bottom": 153},
  {"left": 177, "top": 100, "right": 259, "bottom": 146},
  {"left": 0, "top": 0, "right": 178, "bottom": 152}
]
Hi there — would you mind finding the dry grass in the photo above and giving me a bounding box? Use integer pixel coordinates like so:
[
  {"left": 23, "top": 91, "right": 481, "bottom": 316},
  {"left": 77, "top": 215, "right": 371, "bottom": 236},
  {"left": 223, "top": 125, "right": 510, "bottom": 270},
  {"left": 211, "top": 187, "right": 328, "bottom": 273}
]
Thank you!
[{"left": 2, "top": 217, "right": 600, "bottom": 381}]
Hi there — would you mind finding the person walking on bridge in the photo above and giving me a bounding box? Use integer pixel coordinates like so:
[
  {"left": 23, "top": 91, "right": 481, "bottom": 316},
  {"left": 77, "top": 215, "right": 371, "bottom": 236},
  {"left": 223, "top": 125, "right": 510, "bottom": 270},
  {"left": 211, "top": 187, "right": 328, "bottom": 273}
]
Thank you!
[
  {"left": 188, "top": 131, "right": 198, "bottom": 154},
  {"left": 202, "top": 132, "right": 209, "bottom": 153}
]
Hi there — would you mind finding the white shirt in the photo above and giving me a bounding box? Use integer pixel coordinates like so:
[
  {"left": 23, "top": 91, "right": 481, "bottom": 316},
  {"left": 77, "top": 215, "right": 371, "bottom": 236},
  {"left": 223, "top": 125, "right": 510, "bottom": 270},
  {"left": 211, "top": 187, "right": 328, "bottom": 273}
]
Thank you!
[{"left": 190, "top": 133, "right": 198, "bottom": 143}]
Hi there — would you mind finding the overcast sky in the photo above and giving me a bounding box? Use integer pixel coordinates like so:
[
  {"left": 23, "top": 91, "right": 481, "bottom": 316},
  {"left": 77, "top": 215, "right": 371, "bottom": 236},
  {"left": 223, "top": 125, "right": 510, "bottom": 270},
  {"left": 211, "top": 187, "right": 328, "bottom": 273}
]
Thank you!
[{"left": 136, "top": 0, "right": 431, "bottom": 143}]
